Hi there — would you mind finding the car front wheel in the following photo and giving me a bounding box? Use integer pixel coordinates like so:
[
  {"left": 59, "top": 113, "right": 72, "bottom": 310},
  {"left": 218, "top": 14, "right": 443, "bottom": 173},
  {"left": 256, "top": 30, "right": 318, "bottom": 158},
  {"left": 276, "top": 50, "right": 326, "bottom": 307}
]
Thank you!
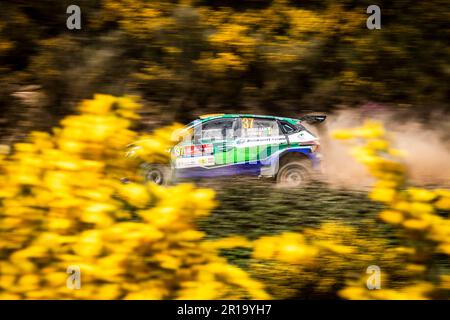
[{"left": 141, "top": 164, "right": 172, "bottom": 185}]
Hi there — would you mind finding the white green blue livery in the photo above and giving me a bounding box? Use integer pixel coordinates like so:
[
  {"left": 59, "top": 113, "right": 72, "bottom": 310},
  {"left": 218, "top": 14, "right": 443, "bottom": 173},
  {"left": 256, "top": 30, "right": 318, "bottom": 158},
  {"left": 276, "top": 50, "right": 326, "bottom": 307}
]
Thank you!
[{"left": 145, "top": 113, "right": 325, "bottom": 186}]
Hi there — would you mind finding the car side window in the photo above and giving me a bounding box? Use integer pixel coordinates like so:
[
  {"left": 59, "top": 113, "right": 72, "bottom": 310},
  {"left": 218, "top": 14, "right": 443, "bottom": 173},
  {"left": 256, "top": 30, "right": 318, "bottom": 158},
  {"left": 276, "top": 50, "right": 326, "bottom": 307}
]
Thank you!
[
  {"left": 196, "top": 118, "right": 235, "bottom": 142},
  {"left": 240, "top": 118, "right": 280, "bottom": 138},
  {"left": 280, "top": 121, "right": 297, "bottom": 134}
]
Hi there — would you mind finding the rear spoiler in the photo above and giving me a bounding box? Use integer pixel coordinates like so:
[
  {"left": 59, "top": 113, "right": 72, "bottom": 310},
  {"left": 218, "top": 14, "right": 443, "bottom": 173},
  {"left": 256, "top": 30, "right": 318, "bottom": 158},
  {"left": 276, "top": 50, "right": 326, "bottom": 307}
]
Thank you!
[{"left": 299, "top": 115, "right": 326, "bottom": 124}]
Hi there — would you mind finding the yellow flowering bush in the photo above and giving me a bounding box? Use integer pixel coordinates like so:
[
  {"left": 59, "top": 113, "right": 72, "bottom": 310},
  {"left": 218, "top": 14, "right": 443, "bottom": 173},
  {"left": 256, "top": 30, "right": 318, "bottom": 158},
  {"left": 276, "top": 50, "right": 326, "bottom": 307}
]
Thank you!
[
  {"left": 125, "top": 123, "right": 183, "bottom": 166},
  {"left": 244, "top": 121, "right": 449, "bottom": 299},
  {"left": 0, "top": 94, "right": 269, "bottom": 299},
  {"left": 1, "top": 100, "right": 448, "bottom": 300},
  {"left": 249, "top": 221, "right": 411, "bottom": 299},
  {"left": 333, "top": 121, "right": 450, "bottom": 299}
]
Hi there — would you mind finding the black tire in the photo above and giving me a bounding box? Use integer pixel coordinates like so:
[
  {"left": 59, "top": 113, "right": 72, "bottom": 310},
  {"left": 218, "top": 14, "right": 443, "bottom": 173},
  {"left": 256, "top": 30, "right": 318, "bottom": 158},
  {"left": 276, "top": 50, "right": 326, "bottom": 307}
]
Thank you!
[
  {"left": 276, "top": 160, "right": 312, "bottom": 187},
  {"left": 141, "top": 163, "right": 172, "bottom": 185}
]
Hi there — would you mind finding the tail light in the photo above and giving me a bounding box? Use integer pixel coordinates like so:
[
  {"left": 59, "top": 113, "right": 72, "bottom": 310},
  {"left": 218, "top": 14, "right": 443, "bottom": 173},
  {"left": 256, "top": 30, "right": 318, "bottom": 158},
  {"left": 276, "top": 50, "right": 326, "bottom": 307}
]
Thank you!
[{"left": 311, "top": 141, "right": 320, "bottom": 152}]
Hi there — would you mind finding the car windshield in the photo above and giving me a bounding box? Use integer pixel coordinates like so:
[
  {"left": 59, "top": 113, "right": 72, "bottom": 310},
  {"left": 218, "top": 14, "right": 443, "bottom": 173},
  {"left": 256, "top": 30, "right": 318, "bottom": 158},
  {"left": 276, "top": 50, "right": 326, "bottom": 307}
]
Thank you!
[{"left": 185, "top": 119, "right": 202, "bottom": 129}]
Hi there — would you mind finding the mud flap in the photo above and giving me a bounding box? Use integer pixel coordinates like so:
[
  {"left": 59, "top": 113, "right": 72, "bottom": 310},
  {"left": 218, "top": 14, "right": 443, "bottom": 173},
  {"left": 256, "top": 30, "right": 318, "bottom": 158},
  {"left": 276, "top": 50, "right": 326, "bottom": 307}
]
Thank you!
[{"left": 260, "top": 160, "right": 279, "bottom": 178}]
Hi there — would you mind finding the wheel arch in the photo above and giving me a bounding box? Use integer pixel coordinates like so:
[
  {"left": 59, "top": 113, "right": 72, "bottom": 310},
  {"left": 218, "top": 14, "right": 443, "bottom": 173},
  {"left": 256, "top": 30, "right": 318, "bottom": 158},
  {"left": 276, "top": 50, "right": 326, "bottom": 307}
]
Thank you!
[{"left": 278, "top": 150, "right": 311, "bottom": 168}]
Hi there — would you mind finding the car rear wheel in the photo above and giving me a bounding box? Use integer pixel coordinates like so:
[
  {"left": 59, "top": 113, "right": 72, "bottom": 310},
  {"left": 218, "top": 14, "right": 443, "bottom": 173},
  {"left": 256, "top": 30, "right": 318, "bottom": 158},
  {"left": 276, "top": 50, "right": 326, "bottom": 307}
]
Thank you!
[{"left": 276, "top": 160, "right": 311, "bottom": 187}]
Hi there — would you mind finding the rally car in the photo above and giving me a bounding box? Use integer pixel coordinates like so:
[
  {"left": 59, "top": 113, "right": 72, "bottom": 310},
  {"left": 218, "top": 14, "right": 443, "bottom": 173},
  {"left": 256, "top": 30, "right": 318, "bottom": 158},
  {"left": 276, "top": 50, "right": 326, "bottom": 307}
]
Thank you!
[{"left": 142, "top": 113, "right": 325, "bottom": 187}]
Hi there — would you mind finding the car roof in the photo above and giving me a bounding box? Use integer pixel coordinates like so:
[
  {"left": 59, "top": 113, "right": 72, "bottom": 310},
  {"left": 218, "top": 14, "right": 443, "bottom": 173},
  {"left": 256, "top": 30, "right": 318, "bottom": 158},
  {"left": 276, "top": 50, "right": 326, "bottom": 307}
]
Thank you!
[{"left": 187, "top": 114, "right": 300, "bottom": 128}]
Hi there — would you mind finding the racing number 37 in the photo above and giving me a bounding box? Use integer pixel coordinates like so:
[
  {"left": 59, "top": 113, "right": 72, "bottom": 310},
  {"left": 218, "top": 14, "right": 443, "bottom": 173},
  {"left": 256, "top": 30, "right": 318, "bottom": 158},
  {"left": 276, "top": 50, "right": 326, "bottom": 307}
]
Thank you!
[{"left": 242, "top": 118, "right": 254, "bottom": 129}]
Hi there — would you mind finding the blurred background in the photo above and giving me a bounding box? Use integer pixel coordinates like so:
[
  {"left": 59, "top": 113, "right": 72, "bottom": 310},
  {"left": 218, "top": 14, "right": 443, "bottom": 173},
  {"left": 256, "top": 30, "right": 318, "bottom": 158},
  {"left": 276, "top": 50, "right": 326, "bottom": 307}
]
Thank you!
[
  {"left": 0, "top": 0, "right": 449, "bottom": 300},
  {"left": 1, "top": 0, "right": 449, "bottom": 144}
]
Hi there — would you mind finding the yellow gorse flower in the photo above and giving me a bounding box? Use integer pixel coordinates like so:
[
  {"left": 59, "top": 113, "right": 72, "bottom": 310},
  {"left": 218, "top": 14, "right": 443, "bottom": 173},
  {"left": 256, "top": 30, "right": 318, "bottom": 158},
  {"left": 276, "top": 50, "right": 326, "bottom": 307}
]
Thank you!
[
  {"left": 334, "top": 120, "right": 450, "bottom": 299},
  {"left": 1, "top": 102, "right": 448, "bottom": 300},
  {"left": 0, "top": 94, "right": 269, "bottom": 300}
]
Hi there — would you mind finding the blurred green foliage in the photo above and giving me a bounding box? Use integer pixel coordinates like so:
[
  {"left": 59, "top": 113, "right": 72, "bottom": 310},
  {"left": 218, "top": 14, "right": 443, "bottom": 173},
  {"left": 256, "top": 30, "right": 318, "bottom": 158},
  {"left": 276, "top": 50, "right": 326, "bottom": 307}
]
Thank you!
[
  {"left": 199, "top": 179, "right": 384, "bottom": 240},
  {"left": 1, "top": 0, "right": 449, "bottom": 143}
]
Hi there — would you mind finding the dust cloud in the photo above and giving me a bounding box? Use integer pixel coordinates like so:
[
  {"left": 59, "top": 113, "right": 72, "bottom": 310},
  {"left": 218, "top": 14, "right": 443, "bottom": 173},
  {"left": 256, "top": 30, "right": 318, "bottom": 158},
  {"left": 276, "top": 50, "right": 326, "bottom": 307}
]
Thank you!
[{"left": 310, "top": 107, "right": 450, "bottom": 189}]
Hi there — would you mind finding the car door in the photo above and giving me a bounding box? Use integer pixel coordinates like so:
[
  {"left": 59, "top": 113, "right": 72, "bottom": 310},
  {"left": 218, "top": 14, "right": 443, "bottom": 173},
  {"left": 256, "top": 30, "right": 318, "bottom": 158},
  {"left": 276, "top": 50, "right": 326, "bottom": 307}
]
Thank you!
[
  {"left": 235, "top": 117, "right": 287, "bottom": 165},
  {"left": 195, "top": 117, "right": 237, "bottom": 167},
  {"left": 172, "top": 117, "right": 238, "bottom": 177}
]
